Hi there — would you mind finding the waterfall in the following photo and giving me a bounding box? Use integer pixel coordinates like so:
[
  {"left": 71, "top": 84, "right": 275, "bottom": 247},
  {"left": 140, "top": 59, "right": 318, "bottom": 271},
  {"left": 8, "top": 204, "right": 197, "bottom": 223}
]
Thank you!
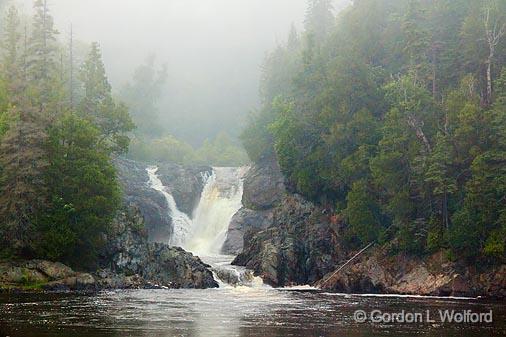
[
  {"left": 146, "top": 166, "right": 245, "bottom": 254},
  {"left": 146, "top": 166, "right": 193, "bottom": 247},
  {"left": 146, "top": 165, "right": 264, "bottom": 288},
  {"left": 185, "top": 167, "right": 245, "bottom": 255}
]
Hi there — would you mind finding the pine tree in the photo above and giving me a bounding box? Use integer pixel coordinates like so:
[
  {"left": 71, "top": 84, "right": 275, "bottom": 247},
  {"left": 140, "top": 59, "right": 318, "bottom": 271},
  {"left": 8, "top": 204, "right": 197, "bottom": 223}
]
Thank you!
[
  {"left": 26, "top": 0, "right": 60, "bottom": 110},
  {"left": 79, "top": 42, "right": 134, "bottom": 153},
  {"left": 304, "top": 0, "right": 334, "bottom": 43},
  {"left": 1, "top": 6, "right": 21, "bottom": 91},
  {"left": 0, "top": 1, "right": 56, "bottom": 256}
]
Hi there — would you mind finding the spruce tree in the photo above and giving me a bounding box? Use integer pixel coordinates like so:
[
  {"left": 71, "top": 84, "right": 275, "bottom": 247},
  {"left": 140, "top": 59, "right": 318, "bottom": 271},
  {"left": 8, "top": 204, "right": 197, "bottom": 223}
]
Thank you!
[{"left": 79, "top": 42, "right": 134, "bottom": 153}]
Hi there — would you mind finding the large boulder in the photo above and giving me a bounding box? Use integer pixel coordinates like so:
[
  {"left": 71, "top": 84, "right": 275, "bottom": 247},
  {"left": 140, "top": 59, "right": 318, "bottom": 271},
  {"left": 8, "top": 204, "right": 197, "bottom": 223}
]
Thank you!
[
  {"left": 221, "top": 207, "right": 274, "bottom": 255},
  {"left": 0, "top": 259, "right": 97, "bottom": 291}
]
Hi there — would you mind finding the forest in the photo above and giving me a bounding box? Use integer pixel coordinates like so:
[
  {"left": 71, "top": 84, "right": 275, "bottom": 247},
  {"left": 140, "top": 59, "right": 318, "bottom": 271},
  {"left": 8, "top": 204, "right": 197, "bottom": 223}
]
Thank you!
[
  {"left": 0, "top": 0, "right": 248, "bottom": 268},
  {"left": 242, "top": 0, "right": 506, "bottom": 261},
  {"left": 0, "top": 0, "right": 505, "bottom": 269}
]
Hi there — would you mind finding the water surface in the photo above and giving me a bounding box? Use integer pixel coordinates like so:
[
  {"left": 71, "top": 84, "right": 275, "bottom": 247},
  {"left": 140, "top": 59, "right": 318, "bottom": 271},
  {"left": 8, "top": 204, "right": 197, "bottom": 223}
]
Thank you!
[{"left": 1, "top": 288, "right": 504, "bottom": 337}]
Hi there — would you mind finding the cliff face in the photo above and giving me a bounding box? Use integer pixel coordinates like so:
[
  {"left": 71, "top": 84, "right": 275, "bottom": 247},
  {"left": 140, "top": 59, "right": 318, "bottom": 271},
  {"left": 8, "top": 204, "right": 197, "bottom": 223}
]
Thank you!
[
  {"left": 225, "top": 153, "right": 343, "bottom": 286},
  {"left": 222, "top": 154, "right": 285, "bottom": 254},
  {"left": 115, "top": 158, "right": 172, "bottom": 243},
  {"left": 156, "top": 164, "right": 212, "bottom": 216},
  {"left": 233, "top": 194, "right": 343, "bottom": 287},
  {"left": 316, "top": 249, "right": 506, "bottom": 299},
  {"left": 230, "top": 154, "right": 506, "bottom": 298},
  {"left": 114, "top": 158, "right": 210, "bottom": 243}
]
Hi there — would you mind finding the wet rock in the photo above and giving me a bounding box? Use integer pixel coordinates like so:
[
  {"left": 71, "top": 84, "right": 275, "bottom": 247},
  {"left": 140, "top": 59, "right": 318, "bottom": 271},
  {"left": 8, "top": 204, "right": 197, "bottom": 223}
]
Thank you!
[
  {"left": 157, "top": 163, "right": 212, "bottom": 216},
  {"left": 100, "top": 205, "right": 218, "bottom": 289},
  {"left": 242, "top": 153, "right": 285, "bottom": 210},
  {"left": 115, "top": 158, "right": 173, "bottom": 242},
  {"left": 233, "top": 194, "right": 342, "bottom": 287},
  {"left": 222, "top": 207, "right": 274, "bottom": 254}
]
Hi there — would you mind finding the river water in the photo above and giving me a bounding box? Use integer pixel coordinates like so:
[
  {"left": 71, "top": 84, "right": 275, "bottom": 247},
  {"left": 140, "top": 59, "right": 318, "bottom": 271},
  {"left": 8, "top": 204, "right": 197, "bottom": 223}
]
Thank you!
[
  {"left": 1, "top": 167, "right": 504, "bottom": 336},
  {"left": 0, "top": 289, "right": 505, "bottom": 337}
]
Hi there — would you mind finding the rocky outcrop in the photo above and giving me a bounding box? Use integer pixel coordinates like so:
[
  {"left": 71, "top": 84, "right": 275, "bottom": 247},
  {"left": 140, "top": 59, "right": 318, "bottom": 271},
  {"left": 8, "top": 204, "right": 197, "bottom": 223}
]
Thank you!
[
  {"left": 241, "top": 153, "right": 285, "bottom": 211},
  {"left": 222, "top": 153, "right": 285, "bottom": 254},
  {"left": 115, "top": 158, "right": 211, "bottom": 243},
  {"left": 221, "top": 208, "right": 274, "bottom": 254},
  {"left": 157, "top": 164, "right": 212, "bottom": 216},
  {"left": 0, "top": 205, "right": 218, "bottom": 292},
  {"left": 316, "top": 249, "right": 506, "bottom": 299},
  {"left": 0, "top": 259, "right": 97, "bottom": 291},
  {"left": 233, "top": 194, "right": 342, "bottom": 286},
  {"left": 115, "top": 158, "right": 172, "bottom": 242},
  {"left": 100, "top": 204, "right": 218, "bottom": 289}
]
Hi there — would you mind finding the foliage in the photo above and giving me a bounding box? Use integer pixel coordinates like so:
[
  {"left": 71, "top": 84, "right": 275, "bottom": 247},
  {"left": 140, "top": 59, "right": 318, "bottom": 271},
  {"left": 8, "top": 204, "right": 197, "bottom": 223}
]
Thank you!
[
  {"left": 129, "top": 132, "right": 249, "bottom": 167},
  {"left": 0, "top": 2, "right": 131, "bottom": 268},
  {"left": 242, "top": 0, "right": 506, "bottom": 262},
  {"left": 38, "top": 114, "right": 121, "bottom": 266}
]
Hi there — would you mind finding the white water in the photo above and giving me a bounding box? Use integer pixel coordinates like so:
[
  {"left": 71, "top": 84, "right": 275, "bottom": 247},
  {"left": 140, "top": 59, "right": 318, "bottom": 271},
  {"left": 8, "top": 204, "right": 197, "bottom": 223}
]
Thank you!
[
  {"left": 146, "top": 165, "right": 260, "bottom": 287},
  {"left": 185, "top": 167, "right": 245, "bottom": 255},
  {"left": 146, "top": 166, "right": 193, "bottom": 247}
]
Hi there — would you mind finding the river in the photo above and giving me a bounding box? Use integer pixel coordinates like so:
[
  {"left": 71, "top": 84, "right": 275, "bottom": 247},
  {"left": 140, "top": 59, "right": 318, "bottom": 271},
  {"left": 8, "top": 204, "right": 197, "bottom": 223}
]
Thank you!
[
  {"left": 1, "top": 166, "right": 504, "bottom": 337},
  {"left": 1, "top": 288, "right": 505, "bottom": 337}
]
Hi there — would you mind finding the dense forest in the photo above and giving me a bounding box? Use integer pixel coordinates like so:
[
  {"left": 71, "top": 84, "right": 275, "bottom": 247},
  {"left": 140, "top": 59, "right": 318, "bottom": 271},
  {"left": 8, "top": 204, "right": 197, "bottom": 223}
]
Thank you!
[
  {"left": 0, "top": 0, "right": 248, "bottom": 268},
  {"left": 242, "top": 0, "right": 506, "bottom": 261},
  {"left": 0, "top": 1, "right": 135, "bottom": 266}
]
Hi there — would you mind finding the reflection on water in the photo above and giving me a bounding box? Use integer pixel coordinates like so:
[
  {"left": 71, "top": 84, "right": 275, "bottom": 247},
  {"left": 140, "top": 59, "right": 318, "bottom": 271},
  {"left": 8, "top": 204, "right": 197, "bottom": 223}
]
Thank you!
[{"left": 0, "top": 289, "right": 504, "bottom": 337}]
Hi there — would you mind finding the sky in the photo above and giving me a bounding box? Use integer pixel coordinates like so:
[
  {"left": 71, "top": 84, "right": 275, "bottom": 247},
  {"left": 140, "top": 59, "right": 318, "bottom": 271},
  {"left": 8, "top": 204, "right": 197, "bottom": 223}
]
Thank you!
[{"left": 12, "top": 0, "right": 325, "bottom": 144}]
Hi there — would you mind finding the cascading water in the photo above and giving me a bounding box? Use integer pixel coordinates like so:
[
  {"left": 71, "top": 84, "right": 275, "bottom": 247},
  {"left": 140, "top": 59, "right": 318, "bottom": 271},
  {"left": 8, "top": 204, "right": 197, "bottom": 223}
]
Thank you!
[
  {"left": 146, "top": 165, "right": 263, "bottom": 287},
  {"left": 146, "top": 166, "right": 192, "bottom": 247},
  {"left": 185, "top": 167, "right": 244, "bottom": 255}
]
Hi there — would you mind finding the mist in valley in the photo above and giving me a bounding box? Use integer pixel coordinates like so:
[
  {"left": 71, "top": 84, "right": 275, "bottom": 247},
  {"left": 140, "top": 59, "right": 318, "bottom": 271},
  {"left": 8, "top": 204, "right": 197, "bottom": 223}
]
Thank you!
[{"left": 12, "top": 0, "right": 313, "bottom": 146}]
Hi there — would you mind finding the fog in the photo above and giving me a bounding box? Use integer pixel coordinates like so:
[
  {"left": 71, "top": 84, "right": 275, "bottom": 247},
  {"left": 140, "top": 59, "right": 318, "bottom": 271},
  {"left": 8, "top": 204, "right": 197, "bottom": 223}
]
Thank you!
[{"left": 13, "top": 0, "right": 318, "bottom": 145}]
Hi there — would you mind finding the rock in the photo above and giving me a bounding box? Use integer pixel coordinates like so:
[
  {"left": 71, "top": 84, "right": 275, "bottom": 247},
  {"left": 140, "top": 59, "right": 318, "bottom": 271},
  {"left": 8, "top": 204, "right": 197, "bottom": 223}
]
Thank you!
[
  {"left": 317, "top": 249, "right": 506, "bottom": 299},
  {"left": 45, "top": 273, "right": 96, "bottom": 291},
  {"left": 157, "top": 163, "right": 212, "bottom": 216},
  {"left": 222, "top": 207, "right": 274, "bottom": 254},
  {"left": 0, "top": 262, "right": 48, "bottom": 286},
  {"left": 242, "top": 153, "right": 285, "bottom": 210},
  {"left": 115, "top": 158, "right": 173, "bottom": 242},
  {"left": 114, "top": 158, "right": 211, "bottom": 243},
  {"left": 223, "top": 153, "right": 285, "bottom": 255},
  {"left": 24, "top": 260, "right": 75, "bottom": 280},
  {"left": 233, "top": 194, "right": 342, "bottom": 287},
  {"left": 99, "top": 204, "right": 218, "bottom": 289}
]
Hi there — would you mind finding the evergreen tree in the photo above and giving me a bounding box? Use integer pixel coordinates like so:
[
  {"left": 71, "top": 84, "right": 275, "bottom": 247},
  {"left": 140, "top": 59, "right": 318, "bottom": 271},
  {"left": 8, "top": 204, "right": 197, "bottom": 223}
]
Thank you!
[
  {"left": 26, "top": 0, "right": 60, "bottom": 110},
  {"left": 79, "top": 42, "right": 134, "bottom": 153},
  {"left": 304, "top": 0, "right": 334, "bottom": 43}
]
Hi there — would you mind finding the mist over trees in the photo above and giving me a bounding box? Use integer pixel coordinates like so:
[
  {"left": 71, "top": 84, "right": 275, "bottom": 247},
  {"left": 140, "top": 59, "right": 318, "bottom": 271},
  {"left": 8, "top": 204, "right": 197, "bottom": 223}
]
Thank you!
[
  {"left": 0, "top": 1, "right": 131, "bottom": 266},
  {"left": 242, "top": 0, "right": 506, "bottom": 261}
]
